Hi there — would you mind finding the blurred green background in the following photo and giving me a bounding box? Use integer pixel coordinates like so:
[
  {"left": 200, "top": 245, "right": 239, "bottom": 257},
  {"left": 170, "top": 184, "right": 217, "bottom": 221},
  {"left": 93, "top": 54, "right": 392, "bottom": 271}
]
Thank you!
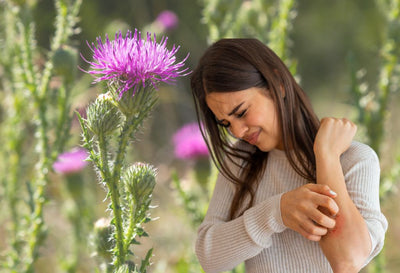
[{"left": 1, "top": 0, "right": 399, "bottom": 272}]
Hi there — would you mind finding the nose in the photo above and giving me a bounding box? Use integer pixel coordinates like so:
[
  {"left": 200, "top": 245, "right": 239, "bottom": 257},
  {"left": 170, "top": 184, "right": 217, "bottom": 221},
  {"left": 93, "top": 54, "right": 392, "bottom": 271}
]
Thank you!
[{"left": 229, "top": 120, "right": 248, "bottom": 139}]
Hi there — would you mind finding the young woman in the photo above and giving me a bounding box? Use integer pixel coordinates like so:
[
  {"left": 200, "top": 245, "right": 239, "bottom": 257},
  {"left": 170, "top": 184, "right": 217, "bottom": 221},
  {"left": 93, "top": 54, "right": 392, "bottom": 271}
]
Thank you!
[{"left": 190, "top": 38, "right": 387, "bottom": 273}]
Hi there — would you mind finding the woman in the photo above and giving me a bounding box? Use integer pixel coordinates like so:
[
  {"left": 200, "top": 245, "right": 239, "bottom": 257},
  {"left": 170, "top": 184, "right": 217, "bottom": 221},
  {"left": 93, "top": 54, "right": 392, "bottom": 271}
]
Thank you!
[{"left": 190, "top": 38, "right": 387, "bottom": 273}]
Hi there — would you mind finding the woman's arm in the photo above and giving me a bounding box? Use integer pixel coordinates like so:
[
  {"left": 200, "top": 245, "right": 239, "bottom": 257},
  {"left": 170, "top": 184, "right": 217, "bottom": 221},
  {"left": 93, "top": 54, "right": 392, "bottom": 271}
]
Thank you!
[
  {"left": 196, "top": 171, "right": 286, "bottom": 273},
  {"left": 314, "top": 117, "right": 371, "bottom": 273}
]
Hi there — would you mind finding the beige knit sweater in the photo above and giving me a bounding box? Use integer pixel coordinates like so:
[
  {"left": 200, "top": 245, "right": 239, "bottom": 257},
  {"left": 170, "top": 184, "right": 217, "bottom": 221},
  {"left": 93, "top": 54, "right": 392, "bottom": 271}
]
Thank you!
[{"left": 195, "top": 141, "right": 388, "bottom": 273}]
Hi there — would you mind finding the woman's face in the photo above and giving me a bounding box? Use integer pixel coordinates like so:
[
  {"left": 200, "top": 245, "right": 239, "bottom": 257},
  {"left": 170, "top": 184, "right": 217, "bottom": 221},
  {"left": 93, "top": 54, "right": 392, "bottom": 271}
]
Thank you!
[{"left": 206, "top": 87, "right": 283, "bottom": 151}]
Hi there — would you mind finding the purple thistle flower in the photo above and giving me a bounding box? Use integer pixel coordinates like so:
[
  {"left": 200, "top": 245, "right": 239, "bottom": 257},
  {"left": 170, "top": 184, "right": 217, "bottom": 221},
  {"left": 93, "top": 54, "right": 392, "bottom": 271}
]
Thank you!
[
  {"left": 155, "top": 10, "right": 179, "bottom": 31},
  {"left": 173, "top": 122, "right": 209, "bottom": 160},
  {"left": 53, "top": 148, "right": 89, "bottom": 174},
  {"left": 81, "top": 29, "right": 189, "bottom": 98}
]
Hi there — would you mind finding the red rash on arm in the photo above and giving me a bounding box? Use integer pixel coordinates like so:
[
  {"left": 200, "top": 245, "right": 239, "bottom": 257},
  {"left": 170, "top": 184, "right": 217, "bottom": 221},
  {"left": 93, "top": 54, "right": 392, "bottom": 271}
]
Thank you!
[{"left": 328, "top": 214, "right": 343, "bottom": 236}]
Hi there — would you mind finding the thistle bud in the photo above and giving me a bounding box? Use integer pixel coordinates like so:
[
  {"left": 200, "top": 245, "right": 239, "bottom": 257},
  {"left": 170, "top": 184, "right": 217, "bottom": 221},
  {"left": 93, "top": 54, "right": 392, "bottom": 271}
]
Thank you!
[
  {"left": 122, "top": 163, "right": 156, "bottom": 206},
  {"left": 92, "top": 218, "right": 114, "bottom": 263},
  {"left": 86, "top": 93, "right": 122, "bottom": 136},
  {"left": 52, "top": 45, "right": 78, "bottom": 81}
]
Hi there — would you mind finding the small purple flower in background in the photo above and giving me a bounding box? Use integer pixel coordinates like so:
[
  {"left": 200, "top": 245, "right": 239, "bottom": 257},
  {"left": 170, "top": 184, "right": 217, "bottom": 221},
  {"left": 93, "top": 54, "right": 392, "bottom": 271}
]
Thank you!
[
  {"left": 81, "top": 29, "right": 189, "bottom": 98},
  {"left": 155, "top": 10, "right": 178, "bottom": 32},
  {"left": 173, "top": 122, "right": 209, "bottom": 160},
  {"left": 53, "top": 148, "right": 89, "bottom": 174}
]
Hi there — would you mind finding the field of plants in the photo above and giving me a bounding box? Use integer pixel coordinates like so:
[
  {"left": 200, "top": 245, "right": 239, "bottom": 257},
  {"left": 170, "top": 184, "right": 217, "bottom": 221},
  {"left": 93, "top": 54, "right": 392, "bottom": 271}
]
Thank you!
[{"left": 0, "top": 0, "right": 399, "bottom": 272}]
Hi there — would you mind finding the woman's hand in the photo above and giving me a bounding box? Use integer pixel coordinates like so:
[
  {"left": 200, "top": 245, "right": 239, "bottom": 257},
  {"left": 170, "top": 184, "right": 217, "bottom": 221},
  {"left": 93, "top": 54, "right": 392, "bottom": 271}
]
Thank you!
[
  {"left": 280, "top": 184, "right": 339, "bottom": 241},
  {"left": 314, "top": 117, "right": 357, "bottom": 159}
]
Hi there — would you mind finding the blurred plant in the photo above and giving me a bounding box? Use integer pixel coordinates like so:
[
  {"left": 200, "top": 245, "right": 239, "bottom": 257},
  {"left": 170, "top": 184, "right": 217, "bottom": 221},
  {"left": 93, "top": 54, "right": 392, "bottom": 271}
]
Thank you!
[
  {"left": 171, "top": 122, "right": 212, "bottom": 229},
  {"left": 78, "top": 29, "right": 189, "bottom": 272},
  {"left": 53, "top": 147, "right": 89, "bottom": 174},
  {"left": 92, "top": 217, "right": 115, "bottom": 272},
  {"left": 53, "top": 147, "right": 92, "bottom": 272},
  {"left": 143, "top": 10, "right": 179, "bottom": 40},
  {"left": 173, "top": 122, "right": 210, "bottom": 160},
  {"left": 0, "top": 0, "right": 81, "bottom": 272},
  {"left": 201, "top": 0, "right": 298, "bottom": 74},
  {"left": 349, "top": 0, "right": 400, "bottom": 272},
  {"left": 154, "top": 10, "right": 179, "bottom": 33}
]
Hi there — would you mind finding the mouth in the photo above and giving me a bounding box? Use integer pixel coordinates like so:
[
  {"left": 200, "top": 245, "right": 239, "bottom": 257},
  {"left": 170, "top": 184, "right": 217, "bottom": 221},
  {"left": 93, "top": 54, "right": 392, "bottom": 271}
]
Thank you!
[{"left": 244, "top": 130, "right": 260, "bottom": 145}]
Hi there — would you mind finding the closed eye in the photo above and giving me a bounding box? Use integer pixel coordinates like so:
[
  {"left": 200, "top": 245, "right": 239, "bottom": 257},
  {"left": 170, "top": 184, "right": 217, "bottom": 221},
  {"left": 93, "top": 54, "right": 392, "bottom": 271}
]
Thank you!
[
  {"left": 215, "top": 117, "right": 231, "bottom": 128},
  {"left": 236, "top": 109, "right": 247, "bottom": 118}
]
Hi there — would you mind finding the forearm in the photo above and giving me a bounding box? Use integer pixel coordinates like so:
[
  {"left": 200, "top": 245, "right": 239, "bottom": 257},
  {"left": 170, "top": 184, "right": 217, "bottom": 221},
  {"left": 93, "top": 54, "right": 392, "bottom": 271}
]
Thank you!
[
  {"left": 196, "top": 194, "right": 285, "bottom": 272},
  {"left": 196, "top": 216, "right": 262, "bottom": 273},
  {"left": 316, "top": 154, "right": 371, "bottom": 273}
]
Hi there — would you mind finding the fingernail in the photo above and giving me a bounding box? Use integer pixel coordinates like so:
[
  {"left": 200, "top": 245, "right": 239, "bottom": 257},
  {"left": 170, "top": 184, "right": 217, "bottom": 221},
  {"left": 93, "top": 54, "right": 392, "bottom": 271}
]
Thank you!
[{"left": 329, "top": 190, "right": 337, "bottom": 196}]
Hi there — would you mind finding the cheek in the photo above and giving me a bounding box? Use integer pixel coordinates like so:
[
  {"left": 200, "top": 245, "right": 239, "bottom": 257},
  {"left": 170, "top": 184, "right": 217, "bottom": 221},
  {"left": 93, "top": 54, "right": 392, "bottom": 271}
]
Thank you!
[{"left": 251, "top": 111, "right": 278, "bottom": 133}]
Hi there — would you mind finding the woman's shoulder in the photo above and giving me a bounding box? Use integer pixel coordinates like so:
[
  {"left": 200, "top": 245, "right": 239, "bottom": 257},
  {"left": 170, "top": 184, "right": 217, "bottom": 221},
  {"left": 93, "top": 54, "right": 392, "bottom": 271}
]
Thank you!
[{"left": 341, "top": 141, "right": 379, "bottom": 167}]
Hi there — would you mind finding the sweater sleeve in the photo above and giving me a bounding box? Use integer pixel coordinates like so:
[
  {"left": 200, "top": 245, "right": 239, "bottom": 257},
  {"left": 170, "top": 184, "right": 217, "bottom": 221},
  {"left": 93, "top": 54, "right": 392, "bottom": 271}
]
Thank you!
[
  {"left": 195, "top": 171, "right": 287, "bottom": 273},
  {"left": 341, "top": 142, "right": 388, "bottom": 266}
]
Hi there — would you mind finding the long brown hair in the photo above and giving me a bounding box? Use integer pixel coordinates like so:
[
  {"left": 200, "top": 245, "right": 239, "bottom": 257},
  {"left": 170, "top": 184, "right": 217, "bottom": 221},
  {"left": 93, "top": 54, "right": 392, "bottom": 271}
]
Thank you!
[{"left": 190, "top": 38, "right": 320, "bottom": 219}]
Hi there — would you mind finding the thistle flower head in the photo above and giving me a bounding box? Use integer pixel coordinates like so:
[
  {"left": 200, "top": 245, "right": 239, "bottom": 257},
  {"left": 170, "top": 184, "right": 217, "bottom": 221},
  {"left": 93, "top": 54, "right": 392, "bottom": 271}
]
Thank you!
[
  {"left": 81, "top": 29, "right": 189, "bottom": 98},
  {"left": 173, "top": 122, "right": 209, "bottom": 160},
  {"left": 53, "top": 148, "right": 89, "bottom": 174}
]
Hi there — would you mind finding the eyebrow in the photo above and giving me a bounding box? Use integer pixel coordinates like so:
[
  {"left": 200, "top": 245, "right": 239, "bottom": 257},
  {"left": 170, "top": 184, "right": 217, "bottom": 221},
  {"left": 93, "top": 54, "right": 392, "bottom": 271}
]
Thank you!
[{"left": 228, "top": 102, "right": 245, "bottom": 116}]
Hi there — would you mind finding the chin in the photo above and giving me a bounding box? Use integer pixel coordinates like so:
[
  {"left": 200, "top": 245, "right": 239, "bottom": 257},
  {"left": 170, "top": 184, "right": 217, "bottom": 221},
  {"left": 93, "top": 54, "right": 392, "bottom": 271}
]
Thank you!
[
  {"left": 257, "top": 142, "right": 281, "bottom": 152},
  {"left": 257, "top": 145, "right": 271, "bottom": 152}
]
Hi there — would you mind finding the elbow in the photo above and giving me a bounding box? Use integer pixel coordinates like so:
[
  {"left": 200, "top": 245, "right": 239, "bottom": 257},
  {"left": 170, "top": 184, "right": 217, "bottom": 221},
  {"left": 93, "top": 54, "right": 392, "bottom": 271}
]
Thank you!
[
  {"left": 329, "top": 247, "right": 370, "bottom": 273},
  {"left": 195, "top": 240, "right": 220, "bottom": 273},
  {"left": 195, "top": 237, "right": 213, "bottom": 273},
  {"left": 195, "top": 237, "right": 233, "bottom": 273},
  {"left": 330, "top": 261, "right": 363, "bottom": 273},
  {"left": 195, "top": 224, "right": 223, "bottom": 273},
  {"left": 195, "top": 245, "right": 211, "bottom": 273}
]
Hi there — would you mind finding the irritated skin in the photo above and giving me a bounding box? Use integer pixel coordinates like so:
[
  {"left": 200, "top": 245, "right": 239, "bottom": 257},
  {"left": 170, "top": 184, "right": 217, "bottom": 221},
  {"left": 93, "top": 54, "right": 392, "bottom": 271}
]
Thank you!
[
  {"left": 327, "top": 214, "right": 342, "bottom": 236},
  {"left": 314, "top": 118, "right": 371, "bottom": 273}
]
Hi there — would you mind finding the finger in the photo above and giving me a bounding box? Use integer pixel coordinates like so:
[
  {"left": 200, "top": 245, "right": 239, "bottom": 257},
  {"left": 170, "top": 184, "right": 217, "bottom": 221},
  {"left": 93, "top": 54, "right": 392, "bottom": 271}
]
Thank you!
[
  {"left": 301, "top": 232, "right": 322, "bottom": 242},
  {"left": 309, "top": 208, "right": 336, "bottom": 229},
  {"left": 300, "top": 219, "right": 329, "bottom": 236},
  {"left": 305, "top": 183, "right": 337, "bottom": 198},
  {"left": 341, "top": 117, "right": 354, "bottom": 126},
  {"left": 306, "top": 234, "right": 323, "bottom": 242},
  {"left": 341, "top": 118, "right": 357, "bottom": 132},
  {"left": 297, "top": 224, "right": 324, "bottom": 242},
  {"left": 313, "top": 194, "right": 339, "bottom": 216}
]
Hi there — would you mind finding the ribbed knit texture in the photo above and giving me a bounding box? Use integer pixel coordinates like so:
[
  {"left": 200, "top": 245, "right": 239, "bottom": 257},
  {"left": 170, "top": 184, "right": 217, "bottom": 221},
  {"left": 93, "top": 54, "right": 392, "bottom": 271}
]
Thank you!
[{"left": 195, "top": 141, "right": 388, "bottom": 273}]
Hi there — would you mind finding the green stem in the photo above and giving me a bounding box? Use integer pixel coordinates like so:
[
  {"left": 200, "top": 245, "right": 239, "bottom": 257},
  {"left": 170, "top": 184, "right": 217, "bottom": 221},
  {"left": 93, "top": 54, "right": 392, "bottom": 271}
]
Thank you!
[
  {"left": 100, "top": 125, "right": 132, "bottom": 267},
  {"left": 98, "top": 132, "right": 124, "bottom": 266},
  {"left": 123, "top": 205, "right": 137, "bottom": 255},
  {"left": 113, "top": 120, "right": 134, "bottom": 184},
  {"left": 109, "top": 111, "right": 149, "bottom": 266},
  {"left": 109, "top": 178, "right": 125, "bottom": 267},
  {"left": 98, "top": 133, "right": 112, "bottom": 179},
  {"left": 65, "top": 204, "right": 81, "bottom": 273},
  {"left": 24, "top": 101, "right": 50, "bottom": 273},
  {"left": 8, "top": 151, "right": 22, "bottom": 246},
  {"left": 53, "top": 83, "right": 72, "bottom": 160}
]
